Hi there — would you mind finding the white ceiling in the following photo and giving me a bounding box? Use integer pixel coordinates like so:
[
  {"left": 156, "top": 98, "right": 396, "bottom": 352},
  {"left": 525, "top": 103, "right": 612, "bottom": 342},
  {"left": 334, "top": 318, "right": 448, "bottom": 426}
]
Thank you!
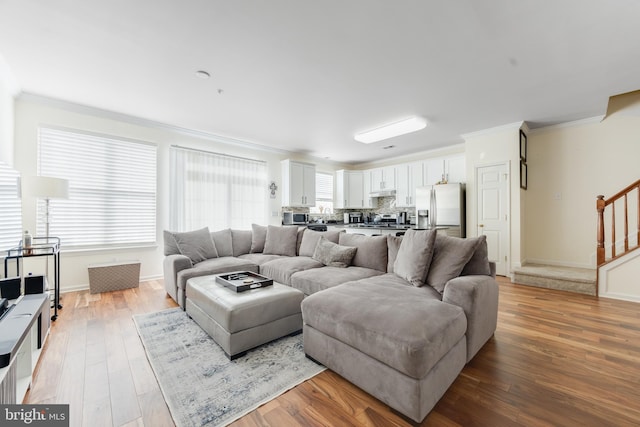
[{"left": 1, "top": 0, "right": 639, "bottom": 165}]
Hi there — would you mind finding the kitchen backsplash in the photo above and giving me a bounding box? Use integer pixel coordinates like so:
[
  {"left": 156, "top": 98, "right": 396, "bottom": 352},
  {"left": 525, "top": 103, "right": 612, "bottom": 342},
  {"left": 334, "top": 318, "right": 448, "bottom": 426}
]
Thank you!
[{"left": 283, "top": 196, "right": 413, "bottom": 223}]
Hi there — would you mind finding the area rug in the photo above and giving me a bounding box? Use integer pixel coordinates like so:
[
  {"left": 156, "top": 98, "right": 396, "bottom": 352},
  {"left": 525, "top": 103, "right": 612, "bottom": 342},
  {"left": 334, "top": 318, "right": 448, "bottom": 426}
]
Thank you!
[{"left": 133, "top": 308, "right": 325, "bottom": 427}]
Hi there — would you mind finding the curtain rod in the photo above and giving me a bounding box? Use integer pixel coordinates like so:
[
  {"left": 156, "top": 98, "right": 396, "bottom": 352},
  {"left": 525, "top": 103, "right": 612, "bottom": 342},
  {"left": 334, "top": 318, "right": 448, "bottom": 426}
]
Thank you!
[{"left": 171, "top": 145, "right": 267, "bottom": 164}]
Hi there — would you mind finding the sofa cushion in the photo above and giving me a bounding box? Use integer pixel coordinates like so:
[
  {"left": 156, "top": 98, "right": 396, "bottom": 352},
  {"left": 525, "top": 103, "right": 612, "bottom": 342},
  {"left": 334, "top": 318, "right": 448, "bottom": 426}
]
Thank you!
[
  {"left": 386, "top": 234, "right": 403, "bottom": 273},
  {"left": 338, "top": 234, "right": 388, "bottom": 272},
  {"left": 250, "top": 224, "right": 267, "bottom": 253},
  {"left": 171, "top": 227, "right": 219, "bottom": 263},
  {"left": 394, "top": 229, "right": 437, "bottom": 287},
  {"left": 175, "top": 256, "right": 259, "bottom": 292},
  {"left": 211, "top": 229, "right": 233, "bottom": 257},
  {"left": 231, "top": 229, "right": 252, "bottom": 256},
  {"left": 263, "top": 225, "right": 298, "bottom": 256},
  {"left": 301, "top": 281, "right": 467, "bottom": 379},
  {"left": 237, "top": 253, "right": 286, "bottom": 266},
  {"left": 461, "top": 235, "right": 491, "bottom": 276},
  {"left": 427, "top": 235, "right": 484, "bottom": 294},
  {"left": 296, "top": 228, "right": 305, "bottom": 255},
  {"left": 312, "top": 237, "right": 357, "bottom": 268},
  {"left": 299, "top": 229, "right": 344, "bottom": 257},
  {"left": 291, "top": 266, "right": 383, "bottom": 296},
  {"left": 260, "top": 256, "right": 324, "bottom": 286},
  {"left": 163, "top": 230, "right": 181, "bottom": 256},
  {"left": 358, "top": 273, "right": 443, "bottom": 301}
]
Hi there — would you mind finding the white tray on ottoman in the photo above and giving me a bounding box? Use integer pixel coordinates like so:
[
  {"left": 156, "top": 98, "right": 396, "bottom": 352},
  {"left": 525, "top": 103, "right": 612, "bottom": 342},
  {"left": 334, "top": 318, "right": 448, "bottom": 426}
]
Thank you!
[{"left": 185, "top": 273, "right": 304, "bottom": 359}]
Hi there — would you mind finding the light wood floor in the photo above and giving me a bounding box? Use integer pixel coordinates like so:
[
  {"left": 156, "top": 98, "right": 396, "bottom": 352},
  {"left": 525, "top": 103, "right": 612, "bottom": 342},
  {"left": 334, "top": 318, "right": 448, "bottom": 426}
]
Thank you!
[{"left": 25, "top": 277, "right": 640, "bottom": 427}]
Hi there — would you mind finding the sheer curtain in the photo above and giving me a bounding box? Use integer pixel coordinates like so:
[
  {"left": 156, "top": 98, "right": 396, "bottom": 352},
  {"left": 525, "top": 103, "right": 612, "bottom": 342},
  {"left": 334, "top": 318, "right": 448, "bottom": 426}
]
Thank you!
[{"left": 170, "top": 146, "right": 267, "bottom": 231}]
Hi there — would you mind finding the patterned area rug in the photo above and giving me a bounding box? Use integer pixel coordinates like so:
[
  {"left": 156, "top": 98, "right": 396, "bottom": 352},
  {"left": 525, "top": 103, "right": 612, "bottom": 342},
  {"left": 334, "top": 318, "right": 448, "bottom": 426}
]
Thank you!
[{"left": 133, "top": 308, "right": 325, "bottom": 427}]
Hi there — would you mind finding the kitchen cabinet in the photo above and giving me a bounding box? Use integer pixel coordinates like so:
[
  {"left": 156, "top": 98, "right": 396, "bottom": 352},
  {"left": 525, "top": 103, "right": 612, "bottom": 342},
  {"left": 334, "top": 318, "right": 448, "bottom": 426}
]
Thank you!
[
  {"left": 335, "top": 170, "right": 370, "bottom": 209},
  {"left": 396, "top": 162, "right": 424, "bottom": 207},
  {"left": 362, "top": 170, "right": 373, "bottom": 208},
  {"left": 424, "top": 154, "right": 466, "bottom": 185},
  {"left": 370, "top": 166, "right": 396, "bottom": 192},
  {"left": 281, "top": 159, "right": 316, "bottom": 207}
]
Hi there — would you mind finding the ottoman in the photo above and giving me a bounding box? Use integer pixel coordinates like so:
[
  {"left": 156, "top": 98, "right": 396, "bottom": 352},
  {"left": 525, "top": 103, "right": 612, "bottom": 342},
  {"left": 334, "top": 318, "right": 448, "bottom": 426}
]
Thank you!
[{"left": 185, "top": 274, "right": 304, "bottom": 359}]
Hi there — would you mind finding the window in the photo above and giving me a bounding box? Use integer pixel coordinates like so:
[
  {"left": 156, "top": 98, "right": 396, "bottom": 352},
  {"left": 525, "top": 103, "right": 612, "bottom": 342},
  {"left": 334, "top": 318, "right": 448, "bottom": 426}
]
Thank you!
[
  {"left": 310, "top": 172, "right": 334, "bottom": 214},
  {"left": 0, "top": 161, "right": 22, "bottom": 253},
  {"left": 38, "top": 127, "right": 157, "bottom": 249},
  {"left": 169, "top": 146, "right": 267, "bottom": 231}
]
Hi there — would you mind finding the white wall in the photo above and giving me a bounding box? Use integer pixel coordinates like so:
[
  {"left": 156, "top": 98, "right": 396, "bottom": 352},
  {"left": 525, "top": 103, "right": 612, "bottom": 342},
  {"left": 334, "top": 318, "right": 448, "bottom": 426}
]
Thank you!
[
  {"left": 0, "top": 54, "right": 19, "bottom": 165},
  {"left": 13, "top": 96, "right": 345, "bottom": 291},
  {"left": 463, "top": 123, "right": 523, "bottom": 273},
  {"left": 526, "top": 112, "right": 640, "bottom": 268}
]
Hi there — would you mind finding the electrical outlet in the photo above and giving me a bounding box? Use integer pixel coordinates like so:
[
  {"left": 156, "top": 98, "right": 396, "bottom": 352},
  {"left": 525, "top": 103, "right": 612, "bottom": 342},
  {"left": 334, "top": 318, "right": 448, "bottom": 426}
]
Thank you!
[{"left": 272, "top": 211, "right": 280, "bottom": 217}]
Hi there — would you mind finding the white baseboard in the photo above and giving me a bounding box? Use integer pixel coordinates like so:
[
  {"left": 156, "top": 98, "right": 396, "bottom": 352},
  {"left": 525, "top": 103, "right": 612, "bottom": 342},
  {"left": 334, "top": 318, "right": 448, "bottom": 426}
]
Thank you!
[{"left": 523, "top": 258, "right": 594, "bottom": 269}]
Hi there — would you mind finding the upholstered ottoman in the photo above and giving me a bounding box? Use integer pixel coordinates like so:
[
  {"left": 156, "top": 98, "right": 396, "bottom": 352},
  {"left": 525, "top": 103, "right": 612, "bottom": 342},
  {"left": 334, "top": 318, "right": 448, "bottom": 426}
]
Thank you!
[
  {"left": 185, "top": 274, "right": 304, "bottom": 359},
  {"left": 302, "top": 280, "right": 468, "bottom": 422}
]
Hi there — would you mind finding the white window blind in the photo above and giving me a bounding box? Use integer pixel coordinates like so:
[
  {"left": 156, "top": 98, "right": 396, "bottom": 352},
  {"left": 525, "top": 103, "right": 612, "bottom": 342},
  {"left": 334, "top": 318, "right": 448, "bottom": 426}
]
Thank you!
[
  {"left": 0, "top": 162, "right": 22, "bottom": 253},
  {"left": 170, "top": 146, "right": 267, "bottom": 231},
  {"left": 310, "top": 172, "right": 334, "bottom": 214},
  {"left": 38, "top": 127, "right": 157, "bottom": 249}
]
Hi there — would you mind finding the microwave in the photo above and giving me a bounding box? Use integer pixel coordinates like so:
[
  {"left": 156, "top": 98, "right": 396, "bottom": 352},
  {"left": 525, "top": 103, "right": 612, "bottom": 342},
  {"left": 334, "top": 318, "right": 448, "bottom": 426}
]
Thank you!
[{"left": 283, "top": 212, "right": 308, "bottom": 225}]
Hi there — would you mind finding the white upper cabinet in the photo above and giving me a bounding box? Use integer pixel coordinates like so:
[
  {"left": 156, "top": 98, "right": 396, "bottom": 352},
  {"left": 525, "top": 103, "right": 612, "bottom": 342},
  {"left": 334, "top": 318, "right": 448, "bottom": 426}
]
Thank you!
[
  {"left": 335, "top": 170, "right": 369, "bottom": 209},
  {"left": 445, "top": 154, "right": 466, "bottom": 183},
  {"left": 370, "top": 166, "right": 396, "bottom": 192},
  {"left": 396, "top": 162, "right": 424, "bottom": 207},
  {"left": 423, "top": 154, "right": 466, "bottom": 185},
  {"left": 282, "top": 159, "right": 316, "bottom": 207}
]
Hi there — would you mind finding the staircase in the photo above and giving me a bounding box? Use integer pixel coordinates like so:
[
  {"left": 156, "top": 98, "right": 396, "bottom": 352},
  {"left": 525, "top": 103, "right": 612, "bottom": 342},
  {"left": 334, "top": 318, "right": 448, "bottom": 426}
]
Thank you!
[{"left": 513, "top": 264, "right": 596, "bottom": 295}]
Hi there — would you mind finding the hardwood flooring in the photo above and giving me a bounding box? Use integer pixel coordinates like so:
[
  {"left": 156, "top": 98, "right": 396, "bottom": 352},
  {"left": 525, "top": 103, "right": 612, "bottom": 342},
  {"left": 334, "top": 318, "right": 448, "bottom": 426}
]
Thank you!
[{"left": 25, "top": 277, "right": 640, "bottom": 426}]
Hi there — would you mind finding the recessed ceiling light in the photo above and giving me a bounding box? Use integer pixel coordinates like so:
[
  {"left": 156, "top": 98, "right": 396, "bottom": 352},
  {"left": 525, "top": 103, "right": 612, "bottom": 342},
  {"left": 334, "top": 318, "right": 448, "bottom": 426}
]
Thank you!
[
  {"left": 195, "top": 70, "right": 210, "bottom": 79},
  {"left": 355, "top": 116, "right": 427, "bottom": 144}
]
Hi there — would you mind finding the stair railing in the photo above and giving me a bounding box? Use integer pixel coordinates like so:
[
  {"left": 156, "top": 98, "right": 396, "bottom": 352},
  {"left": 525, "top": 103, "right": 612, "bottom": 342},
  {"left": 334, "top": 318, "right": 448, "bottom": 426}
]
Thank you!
[{"left": 596, "top": 179, "right": 640, "bottom": 266}]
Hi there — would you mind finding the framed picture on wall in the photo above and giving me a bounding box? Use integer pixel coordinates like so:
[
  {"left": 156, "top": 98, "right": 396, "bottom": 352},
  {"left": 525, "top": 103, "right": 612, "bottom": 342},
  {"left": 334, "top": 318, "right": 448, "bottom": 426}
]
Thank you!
[
  {"left": 520, "top": 129, "right": 527, "bottom": 161},
  {"left": 520, "top": 160, "right": 527, "bottom": 190}
]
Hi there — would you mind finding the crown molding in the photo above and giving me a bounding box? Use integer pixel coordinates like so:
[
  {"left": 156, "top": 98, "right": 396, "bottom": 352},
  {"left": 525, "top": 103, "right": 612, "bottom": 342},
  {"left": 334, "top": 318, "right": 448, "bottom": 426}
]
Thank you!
[
  {"left": 17, "top": 92, "right": 296, "bottom": 155},
  {"left": 528, "top": 115, "right": 605, "bottom": 134},
  {"left": 460, "top": 121, "right": 524, "bottom": 140}
]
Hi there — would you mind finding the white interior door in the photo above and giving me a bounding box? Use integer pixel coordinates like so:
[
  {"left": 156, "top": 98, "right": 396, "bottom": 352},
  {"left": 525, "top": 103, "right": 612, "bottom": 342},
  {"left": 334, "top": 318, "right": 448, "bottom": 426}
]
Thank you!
[{"left": 476, "top": 163, "right": 509, "bottom": 276}]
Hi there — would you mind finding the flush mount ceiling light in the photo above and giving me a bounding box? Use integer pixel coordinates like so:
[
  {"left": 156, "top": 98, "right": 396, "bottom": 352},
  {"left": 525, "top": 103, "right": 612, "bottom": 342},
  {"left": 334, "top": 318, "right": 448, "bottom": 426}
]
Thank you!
[
  {"left": 354, "top": 116, "right": 427, "bottom": 144},
  {"left": 195, "top": 70, "right": 210, "bottom": 79}
]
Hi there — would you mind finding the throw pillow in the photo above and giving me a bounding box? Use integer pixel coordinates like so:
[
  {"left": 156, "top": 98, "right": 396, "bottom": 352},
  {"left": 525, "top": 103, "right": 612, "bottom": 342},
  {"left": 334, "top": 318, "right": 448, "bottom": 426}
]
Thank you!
[
  {"left": 386, "top": 234, "right": 403, "bottom": 273},
  {"left": 263, "top": 225, "right": 299, "bottom": 256},
  {"left": 299, "top": 229, "right": 344, "bottom": 257},
  {"left": 312, "top": 237, "right": 358, "bottom": 268},
  {"left": 338, "top": 233, "right": 388, "bottom": 272},
  {"left": 461, "top": 235, "right": 492, "bottom": 276},
  {"left": 211, "top": 229, "right": 233, "bottom": 257},
  {"left": 393, "top": 229, "right": 437, "bottom": 287},
  {"left": 250, "top": 224, "right": 267, "bottom": 253},
  {"left": 231, "top": 229, "right": 252, "bottom": 256},
  {"left": 427, "top": 234, "right": 484, "bottom": 293},
  {"left": 163, "top": 230, "right": 180, "bottom": 256},
  {"left": 171, "top": 227, "right": 218, "bottom": 263}
]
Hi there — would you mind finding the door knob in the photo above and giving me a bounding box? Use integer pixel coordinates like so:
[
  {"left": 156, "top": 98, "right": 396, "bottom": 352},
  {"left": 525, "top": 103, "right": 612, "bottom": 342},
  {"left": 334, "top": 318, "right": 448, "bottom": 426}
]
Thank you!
[{"left": 478, "top": 224, "right": 484, "bottom": 227}]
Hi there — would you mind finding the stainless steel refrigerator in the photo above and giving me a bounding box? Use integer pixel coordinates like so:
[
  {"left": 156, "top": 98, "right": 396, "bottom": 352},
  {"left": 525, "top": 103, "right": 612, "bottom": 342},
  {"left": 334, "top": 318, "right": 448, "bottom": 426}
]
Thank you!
[{"left": 415, "top": 183, "right": 466, "bottom": 237}]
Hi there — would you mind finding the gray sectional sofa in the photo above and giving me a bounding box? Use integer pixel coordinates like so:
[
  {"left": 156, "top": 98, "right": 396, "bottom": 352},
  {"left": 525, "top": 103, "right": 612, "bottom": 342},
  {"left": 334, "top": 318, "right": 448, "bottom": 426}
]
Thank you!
[{"left": 163, "top": 224, "right": 499, "bottom": 423}]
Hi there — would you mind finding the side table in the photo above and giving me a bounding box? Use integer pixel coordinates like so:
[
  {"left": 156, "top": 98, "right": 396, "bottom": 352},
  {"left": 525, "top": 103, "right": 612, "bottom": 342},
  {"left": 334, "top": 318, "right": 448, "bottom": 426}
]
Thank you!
[{"left": 4, "top": 237, "right": 62, "bottom": 321}]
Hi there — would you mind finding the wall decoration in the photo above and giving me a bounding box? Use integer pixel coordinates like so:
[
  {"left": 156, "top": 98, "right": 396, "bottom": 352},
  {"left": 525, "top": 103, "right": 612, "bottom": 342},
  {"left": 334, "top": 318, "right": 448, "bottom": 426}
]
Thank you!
[
  {"left": 269, "top": 181, "right": 278, "bottom": 199},
  {"left": 519, "top": 129, "right": 527, "bottom": 161},
  {"left": 520, "top": 160, "right": 527, "bottom": 190}
]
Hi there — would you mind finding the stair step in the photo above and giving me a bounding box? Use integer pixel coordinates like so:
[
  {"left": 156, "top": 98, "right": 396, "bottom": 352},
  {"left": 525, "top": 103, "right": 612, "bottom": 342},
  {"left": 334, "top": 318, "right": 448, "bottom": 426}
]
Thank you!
[{"left": 513, "top": 264, "right": 597, "bottom": 296}]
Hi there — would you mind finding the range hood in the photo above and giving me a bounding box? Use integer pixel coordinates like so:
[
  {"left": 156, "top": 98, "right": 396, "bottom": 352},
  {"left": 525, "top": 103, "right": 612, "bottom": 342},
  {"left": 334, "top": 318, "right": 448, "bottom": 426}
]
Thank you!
[{"left": 369, "top": 189, "right": 396, "bottom": 198}]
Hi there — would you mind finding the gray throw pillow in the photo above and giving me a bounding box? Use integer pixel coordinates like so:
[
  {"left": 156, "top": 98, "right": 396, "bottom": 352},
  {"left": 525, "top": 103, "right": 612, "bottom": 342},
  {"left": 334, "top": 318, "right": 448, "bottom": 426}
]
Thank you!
[
  {"left": 386, "top": 234, "right": 403, "bottom": 273},
  {"left": 427, "top": 234, "right": 484, "bottom": 293},
  {"left": 263, "top": 225, "right": 298, "bottom": 256},
  {"left": 393, "top": 229, "right": 437, "bottom": 287},
  {"left": 211, "top": 229, "right": 233, "bottom": 257},
  {"left": 338, "top": 233, "right": 388, "bottom": 272},
  {"left": 312, "top": 237, "right": 357, "bottom": 268},
  {"left": 299, "top": 229, "right": 344, "bottom": 257},
  {"left": 461, "top": 235, "right": 491, "bottom": 276},
  {"left": 231, "top": 229, "right": 253, "bottom": 256},
  {"left": 163, "top": 230, "right": 180, "bottom": 256},
  {"left": 250, "top": 224, "right": 267, "bottom": 253},
  {"left": 172, "top": 227, "right": 218, "bottom": 263}
]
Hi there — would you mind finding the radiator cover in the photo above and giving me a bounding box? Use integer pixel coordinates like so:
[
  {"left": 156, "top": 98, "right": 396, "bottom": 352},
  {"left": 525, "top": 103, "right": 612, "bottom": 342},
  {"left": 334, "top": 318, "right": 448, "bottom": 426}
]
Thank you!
[{"left": 88, "top": 261, "right": 140, "bottom": 294}]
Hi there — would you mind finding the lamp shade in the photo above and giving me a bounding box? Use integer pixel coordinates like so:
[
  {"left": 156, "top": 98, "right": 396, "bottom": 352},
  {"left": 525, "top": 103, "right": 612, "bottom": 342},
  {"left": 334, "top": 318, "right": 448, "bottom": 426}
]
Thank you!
[{"left": 22, "top": 176, "right": 69, "bottom": 199}]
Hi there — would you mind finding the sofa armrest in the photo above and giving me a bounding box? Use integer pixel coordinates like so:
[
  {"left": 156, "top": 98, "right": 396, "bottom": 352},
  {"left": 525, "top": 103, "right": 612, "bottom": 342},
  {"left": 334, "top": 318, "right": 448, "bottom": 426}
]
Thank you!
[
  {"left": 442, "top": 275, "right": 499, "bottom": 362},
  {"left": 163, "top": 254, "right": 192, "bottom": 302}
]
